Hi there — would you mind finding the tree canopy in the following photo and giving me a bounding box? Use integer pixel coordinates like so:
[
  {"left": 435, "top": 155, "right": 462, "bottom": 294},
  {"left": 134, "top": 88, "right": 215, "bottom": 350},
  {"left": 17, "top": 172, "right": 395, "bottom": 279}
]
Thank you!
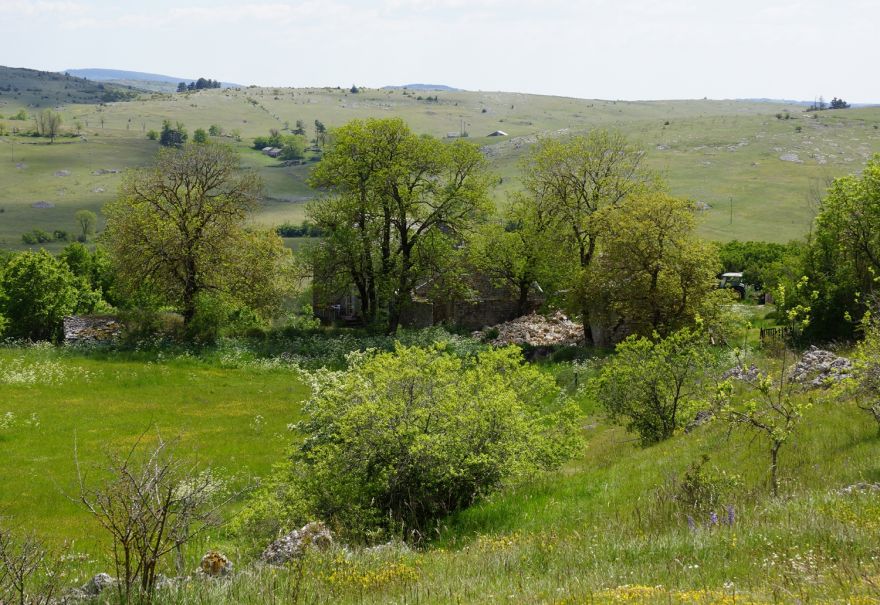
[
  {"left": 103, "top": 143, "right": 291, "bottom": 328},
  {"left": 307, "top": 117, "right": 492, "bottom": 332}
]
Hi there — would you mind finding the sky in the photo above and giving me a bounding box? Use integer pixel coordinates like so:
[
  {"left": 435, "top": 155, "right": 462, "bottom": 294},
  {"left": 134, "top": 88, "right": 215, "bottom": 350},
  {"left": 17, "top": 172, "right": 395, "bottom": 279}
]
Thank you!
[{"left": 1, "top": 0, "right": 877, "bottom": 103}]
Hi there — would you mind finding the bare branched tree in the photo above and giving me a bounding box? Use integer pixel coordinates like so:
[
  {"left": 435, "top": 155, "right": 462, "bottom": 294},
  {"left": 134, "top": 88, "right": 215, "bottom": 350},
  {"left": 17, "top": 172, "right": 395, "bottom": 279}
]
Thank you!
[
  {"left": 76, "top": 431, "right": 234, "bottom": 602},
  {"left": 0, "top": 523, "right": 60, "bottom": 605}
]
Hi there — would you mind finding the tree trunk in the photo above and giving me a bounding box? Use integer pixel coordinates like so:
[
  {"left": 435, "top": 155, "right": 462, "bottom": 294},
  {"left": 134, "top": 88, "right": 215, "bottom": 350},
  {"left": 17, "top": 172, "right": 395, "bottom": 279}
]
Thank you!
[
  {"left": 770, "top": 443, "right": 780, "bottom": 497},
  {"left": 517, "top": 281, "right": 531, "bottom": 316}
]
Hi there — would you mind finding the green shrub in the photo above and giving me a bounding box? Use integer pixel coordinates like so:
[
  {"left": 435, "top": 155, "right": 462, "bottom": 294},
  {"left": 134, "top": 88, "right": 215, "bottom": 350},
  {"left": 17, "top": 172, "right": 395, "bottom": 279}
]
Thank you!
[
  {"left": 0, "top": 250, "right": 79, "bottom": 341},
  {"left": 593, "top": 328, "right": 715, "bottom": 444},
  {"left": 243, "top": 344, "right": 580, "bottom": 542}
]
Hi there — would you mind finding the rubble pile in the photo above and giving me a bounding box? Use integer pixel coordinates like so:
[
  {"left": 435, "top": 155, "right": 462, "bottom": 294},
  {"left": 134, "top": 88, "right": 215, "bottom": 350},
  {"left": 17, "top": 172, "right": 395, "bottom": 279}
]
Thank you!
[
  {"left": 475, "top": 311, "right": 583, "bottom": 347},
  {"left": 790, "top": 346, "right": 852, "bottom": 388}
]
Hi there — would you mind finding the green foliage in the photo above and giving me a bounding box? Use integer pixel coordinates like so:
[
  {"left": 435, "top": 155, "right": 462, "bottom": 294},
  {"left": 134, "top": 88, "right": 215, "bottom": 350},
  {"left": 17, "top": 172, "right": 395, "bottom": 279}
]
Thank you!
[
  {"left": 255, "top": 344, "right": 579, "bottom": 542},
  {"left": 158, "top": 120, "right": 187, "bottom": 148},
  {"left": 74, "top": 209, "right": 96, "bottom": 242},
  {"left": 519, "top": 130, "right": 658, "bottom": 343},
  {"left": 308, "top": 117, "right": 492, "bottom": 331},
  {"left": 798, "top": 154, "right": 880, "bottom": 340},
  {"left": 276, "top": 221, "right": 324, "bottom": 238},
  {"left": 32, "top": 109, "right": 62, "bottom": 142},
  {"left": 146, "top": 129, "right": 158, "bottom": 141},
  {"left": 842, "top": 316, "right": 880, "bottom": 434},
  {"left": 103, "top": 144, "right": 292, "bottom": 327},
  {"left": 0, "top": 250, "right": 79, "bottom": 341},
  {"left": 584, "top": 192, "right": 720, "bottom": 339},
  {"left": 207, "top": 124, "right": 223, "bottom": 136},
  {"left": 253, "top": 129, "right": 282, "bottom": 150},
  {"left": 594, "top": 327, "right": 715, "bottom": 444},
  {"left": 278, "top": 134, "right": 306, "bottom": 160},
  {"left": 192, "top": 128, "right": 208, "bottom": 144},
  {"left": 467, "top": 198, "right": 557, "bottom": 316},
  {"left": 722, "top": 285, "right": 813, "bottom": 495},
  {"left": 717, "top": 240, "right": 806, "bottom": 291}
]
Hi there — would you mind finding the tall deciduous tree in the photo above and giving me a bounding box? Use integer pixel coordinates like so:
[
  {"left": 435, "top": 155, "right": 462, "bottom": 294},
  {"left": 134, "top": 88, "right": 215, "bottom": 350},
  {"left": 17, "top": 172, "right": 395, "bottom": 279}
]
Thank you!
[
  {"left": 33, "top": 109, "right": 62, "bottom": 142},
  {"left": 75, "top": 209, "right": 97, "bottom": 241},
  {"left": 308, "top": 117, "right": 492, "bottom": 332},
  {"left": 800, "top": 154, "right": 880, "bottom": 340},
  {"left": 520, "top": 130, "right": 657, "bottom": 342},
  {"left": 103, "top": 144, "right": 288, "bottom": 326},
  {"left": 585, "top": 193, "right": 720, "bottom": 340},
  {"left": 467, "top": 197, "right": 556, "bottom": 316}
]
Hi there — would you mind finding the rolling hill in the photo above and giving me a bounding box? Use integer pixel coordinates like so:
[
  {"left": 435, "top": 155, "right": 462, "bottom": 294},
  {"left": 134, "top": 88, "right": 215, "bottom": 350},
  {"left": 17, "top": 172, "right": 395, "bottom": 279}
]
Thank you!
[
  {"left": 0, "top": 66, "right": 139, "bottom": 107},
  {"left": 1, "top": 79, "right": 879, "bottom": 250},
  {"left": 65, "top": 68, "right": 241, "bottom": 93}
]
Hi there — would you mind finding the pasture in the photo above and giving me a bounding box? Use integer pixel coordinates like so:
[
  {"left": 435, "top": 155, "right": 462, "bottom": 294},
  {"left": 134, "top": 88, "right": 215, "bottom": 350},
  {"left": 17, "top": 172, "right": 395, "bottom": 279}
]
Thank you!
[
  {"left": 2, "top": 337, "right": 880, "bottom": 602},
  {"left": 0, "top": 344, "right": 307, "bottom": 560},
  {"left": 2, "top": 86, "right": 879, "bottom": 249}
]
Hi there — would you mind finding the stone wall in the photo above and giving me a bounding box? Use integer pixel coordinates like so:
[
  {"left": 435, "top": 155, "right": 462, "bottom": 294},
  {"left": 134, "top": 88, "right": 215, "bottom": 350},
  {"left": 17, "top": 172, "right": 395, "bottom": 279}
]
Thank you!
[{"left": 63, "top": 315, "right": 123, "bottom": 344}]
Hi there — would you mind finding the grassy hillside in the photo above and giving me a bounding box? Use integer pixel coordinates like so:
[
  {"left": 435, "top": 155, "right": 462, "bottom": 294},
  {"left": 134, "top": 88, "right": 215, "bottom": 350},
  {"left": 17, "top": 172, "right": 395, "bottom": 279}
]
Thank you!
[
  {"left": 1, "top": 86, "right": 879, "bottom": 249},
  {"left": 0, "top": 66, "right": 139, "bottom": 108},
  {"left": 2, "top": 337, "right": 879, "bottom": 602}
]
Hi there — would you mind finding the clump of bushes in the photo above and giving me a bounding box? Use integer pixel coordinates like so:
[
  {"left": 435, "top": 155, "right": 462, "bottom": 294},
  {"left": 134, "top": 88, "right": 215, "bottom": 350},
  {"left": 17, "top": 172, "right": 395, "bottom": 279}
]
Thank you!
[{"left": 237, "top": 344, "right": 580, "bottom": 543}]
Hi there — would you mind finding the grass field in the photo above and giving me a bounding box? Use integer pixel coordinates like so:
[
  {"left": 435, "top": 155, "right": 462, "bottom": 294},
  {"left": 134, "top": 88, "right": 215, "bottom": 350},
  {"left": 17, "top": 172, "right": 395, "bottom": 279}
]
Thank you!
[
  {"left": 2, "top": 85, "right": 879, "bottom": 249},
  {"left": 2, "top": 333, "right": 880, "bottom": 602},
  {"left": 0, "top": 343, "right": 307, "bottom": 563}
]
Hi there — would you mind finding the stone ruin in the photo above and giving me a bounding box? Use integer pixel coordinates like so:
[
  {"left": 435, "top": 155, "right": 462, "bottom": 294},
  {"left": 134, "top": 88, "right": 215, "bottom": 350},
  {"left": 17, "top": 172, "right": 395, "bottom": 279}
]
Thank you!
[{"left": 63, "top": 315, "right": 124, "bottom": 345}]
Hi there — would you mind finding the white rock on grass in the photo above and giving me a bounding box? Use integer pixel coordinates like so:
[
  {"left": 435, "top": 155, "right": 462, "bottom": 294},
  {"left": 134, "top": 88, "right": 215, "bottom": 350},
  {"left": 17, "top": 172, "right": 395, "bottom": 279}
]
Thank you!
[{"left": 261, "top": 521, "right": 333, "bottom": 565}]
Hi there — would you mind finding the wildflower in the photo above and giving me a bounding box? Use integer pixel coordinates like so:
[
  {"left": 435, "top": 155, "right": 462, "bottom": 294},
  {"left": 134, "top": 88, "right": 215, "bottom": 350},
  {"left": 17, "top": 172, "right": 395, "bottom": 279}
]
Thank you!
[
  {"left": 687, "top": 515, "right": 696, "bottom": 531},
  {"left": 709, "top": 511, "right": 718, "bottom": 526},
  {"left": 725, "top": 504, "right": 735, "bottom": 526}
]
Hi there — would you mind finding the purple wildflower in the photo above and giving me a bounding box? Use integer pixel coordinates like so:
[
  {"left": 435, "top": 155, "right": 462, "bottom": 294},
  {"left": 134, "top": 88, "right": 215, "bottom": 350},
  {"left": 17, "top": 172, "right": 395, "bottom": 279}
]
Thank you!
[
  {"left": 726, "top": 505, "right": 735, "bottom": 526},
  {"left": 687, "top": 515, "right": 696, "bottom": 531},
  {"left": 709, "top": 511, "right": 719, "bottom": 526}
]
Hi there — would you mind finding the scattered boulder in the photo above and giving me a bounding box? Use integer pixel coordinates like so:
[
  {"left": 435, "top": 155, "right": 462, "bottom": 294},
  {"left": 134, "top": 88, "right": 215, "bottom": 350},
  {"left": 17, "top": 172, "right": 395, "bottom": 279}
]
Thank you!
[
  {"left": 474, "top": 311, "right": 583, "bottom": 347},
  {"left": 261, "top": 521, "right": 333, "bottom": 565},
  {"left": 92, "top": 186, "right": 106, "bottom": 193},
  {"left": 55, "top": 169, "right": 71, "bottom": 177},
  {"left": 836, "top": 482, "right": 880, "bottom": 496},
  {"left": 790, "top": 346, "right": 852, "bottom": 388},
  {"left": 31, "top": 200, "right": 55, "bottom": 209},
  {"left": 363, "top": 540, "right": 411, "bottom": 556},
  {"left": 722, "top": 364, "right": 761, "bottom": 383},
  {"left": 685, "top": 409, "right": 715, "bottom": 433},
  {"left": 199, "top": 551, "right": 233, "bottom": 577},
  {"left": 779, "top": 153, "right": 802, "bottom": 163},
  {"left": 81, "top": 573, "right": 116, "bottom": 596},
  {"left": 91, "top": 168, "right": 120, "bottom": 175}
]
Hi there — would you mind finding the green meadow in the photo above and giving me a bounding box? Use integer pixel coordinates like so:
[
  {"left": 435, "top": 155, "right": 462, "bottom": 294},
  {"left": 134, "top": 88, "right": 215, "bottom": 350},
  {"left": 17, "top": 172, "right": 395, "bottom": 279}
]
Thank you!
[
  {"left": 2, "top": 86, "right": 879, "bottom": 249},
  {"left": 2, "top": 338, "right": 880, "bottom": 603},
  {"left": 0, "top": 344, "right": 306, "bottom": 561}
]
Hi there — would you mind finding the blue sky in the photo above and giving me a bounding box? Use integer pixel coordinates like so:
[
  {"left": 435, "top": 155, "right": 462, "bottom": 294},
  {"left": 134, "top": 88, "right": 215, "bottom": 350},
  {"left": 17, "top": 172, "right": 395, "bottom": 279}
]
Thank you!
[{"left": 1, "top": 0, "right": 877, "bottom": 102}]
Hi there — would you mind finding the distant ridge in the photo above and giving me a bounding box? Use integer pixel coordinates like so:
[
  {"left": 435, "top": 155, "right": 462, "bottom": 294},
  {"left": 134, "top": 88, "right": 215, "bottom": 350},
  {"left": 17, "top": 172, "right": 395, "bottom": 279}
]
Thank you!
[
  {"left": 381, "top": 84, "right": 461, "bottom": 92},
  {"left": 0, "top": 65, "right": 138, "bottom": 105},
  {"left": 65, "top": 68, "right": 241, "bottom": 89}
]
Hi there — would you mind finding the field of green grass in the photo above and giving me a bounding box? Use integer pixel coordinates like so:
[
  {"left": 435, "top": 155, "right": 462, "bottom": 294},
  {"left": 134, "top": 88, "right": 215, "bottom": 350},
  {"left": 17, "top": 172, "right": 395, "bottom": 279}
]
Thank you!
[
  {"left": 2, "top": 85, "right": 879, "bottom": 249},
  {"left": 2, "top": 332, "right": 880, "bottom": 603},
  {"left": 0, "top": 344, "right": 306, "bottom": 562}
]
